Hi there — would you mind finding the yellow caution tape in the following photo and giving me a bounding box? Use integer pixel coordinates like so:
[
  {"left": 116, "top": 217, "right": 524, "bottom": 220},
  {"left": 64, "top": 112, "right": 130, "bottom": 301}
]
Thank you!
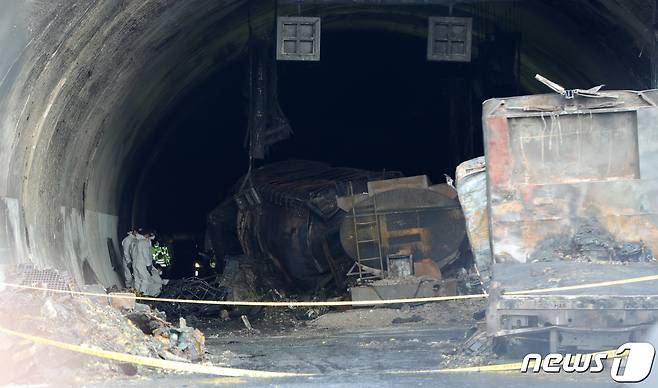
[
  {"left": 0, "top": 323, "right": 523, "bottom": 377},
  {"left": 191, "top": 377, "right": 248, "bottom": 384},
  {"left": 0, "top": 281, "right": 487, "bottom": 306},
  {"left": 505, "top": 274, "right": 658, "bottom": 295},
  {"left": 0, "top": 324, "right": 307, "bottom": 378},
  {"left": 0, "top": 323, "right": 632, "bottom": 378},
  {"left": 388, "top": 362, "right": 520, "bottom": 374},
  {"left": 1, "top": 272, "right": 658, "bottom": 306},
  {"left": 390, "top": 348, "right": 629, "bottom": 373}
]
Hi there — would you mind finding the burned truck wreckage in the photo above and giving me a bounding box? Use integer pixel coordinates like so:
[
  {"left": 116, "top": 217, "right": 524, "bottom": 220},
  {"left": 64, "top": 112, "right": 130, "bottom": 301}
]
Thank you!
[
  {"left": 206, "top": 160, "right": 469, "bottom": 297},
  {"left": 193, "top": 78, "right": 658, "bottom": 355},
  {"left": 456, "top": 82, "right": 658, "bottom": 354}
]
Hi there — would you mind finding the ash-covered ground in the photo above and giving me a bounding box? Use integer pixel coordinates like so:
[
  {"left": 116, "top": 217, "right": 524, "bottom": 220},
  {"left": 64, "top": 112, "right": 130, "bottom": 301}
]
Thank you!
[{"left": 183, "top": 298, "right": 493, "bottom": 373}]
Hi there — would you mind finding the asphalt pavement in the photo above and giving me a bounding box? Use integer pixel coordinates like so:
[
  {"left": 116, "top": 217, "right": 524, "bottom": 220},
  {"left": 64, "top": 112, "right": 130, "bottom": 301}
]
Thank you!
[{"left": 109, "top": 325, "right": 619, "bottom": 387}]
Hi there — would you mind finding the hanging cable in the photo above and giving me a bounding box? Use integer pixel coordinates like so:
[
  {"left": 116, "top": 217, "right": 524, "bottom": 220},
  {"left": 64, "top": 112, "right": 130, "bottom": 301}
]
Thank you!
[
  {"left": 241, "top": 0, "right": 255, "bottom": 191},
  {"left": 241, "top": 0, "right": 293, "bottom": 193}
]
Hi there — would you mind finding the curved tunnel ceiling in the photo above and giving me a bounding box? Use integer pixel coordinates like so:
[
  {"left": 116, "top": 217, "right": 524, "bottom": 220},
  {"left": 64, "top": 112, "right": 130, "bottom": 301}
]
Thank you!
[{"left": 0, "top": 0, "right": 654, "bottom": 286}]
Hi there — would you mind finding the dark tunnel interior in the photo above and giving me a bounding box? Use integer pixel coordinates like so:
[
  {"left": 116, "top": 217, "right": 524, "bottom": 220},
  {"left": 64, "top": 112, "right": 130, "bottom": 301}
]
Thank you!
[
  {"left": 121, "top": 4, "right": 651, "bottom": 279},
  {"left": 130, "top": 27, "right": 524, "bottom": 277}
]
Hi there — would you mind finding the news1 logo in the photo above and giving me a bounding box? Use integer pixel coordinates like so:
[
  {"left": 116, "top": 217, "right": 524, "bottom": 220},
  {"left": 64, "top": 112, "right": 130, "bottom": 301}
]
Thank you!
[{"left": 520, "top": 342, "right": 656, "bottom": 383}]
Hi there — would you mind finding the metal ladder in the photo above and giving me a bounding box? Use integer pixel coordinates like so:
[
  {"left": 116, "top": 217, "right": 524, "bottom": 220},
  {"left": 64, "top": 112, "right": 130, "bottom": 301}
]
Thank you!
[{"left": 346, "top": 181, "right": 385, "bottom": 281}]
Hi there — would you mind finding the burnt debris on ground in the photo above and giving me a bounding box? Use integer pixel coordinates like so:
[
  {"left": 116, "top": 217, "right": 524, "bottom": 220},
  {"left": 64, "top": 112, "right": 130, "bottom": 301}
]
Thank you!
[
  {"left": 152, "top": 276, "right": 229, "bottom": 318},
  {"left": 529, "top": 219, "right": 655, "bottom": 263},
  {"left": 0, "top": 265, "right": 206, "bottom": 385},
  {"left": 201, "top": 297, "right": 495, "bottom": 373}
]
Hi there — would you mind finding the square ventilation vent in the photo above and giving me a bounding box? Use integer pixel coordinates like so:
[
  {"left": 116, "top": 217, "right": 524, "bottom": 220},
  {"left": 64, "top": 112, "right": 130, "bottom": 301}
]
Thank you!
[
  {"left": 276, "top": 16, "right": 321, "bottom": 61},
  {"left": 427, "top": 16, "right": 472, "bottom": 62}
]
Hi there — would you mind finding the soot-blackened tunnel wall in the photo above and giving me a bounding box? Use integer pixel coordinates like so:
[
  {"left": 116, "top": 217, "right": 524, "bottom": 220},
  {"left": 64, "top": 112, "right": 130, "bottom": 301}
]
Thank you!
[{"left": 0, "top": 0, "right": 654, "bottom": 286}]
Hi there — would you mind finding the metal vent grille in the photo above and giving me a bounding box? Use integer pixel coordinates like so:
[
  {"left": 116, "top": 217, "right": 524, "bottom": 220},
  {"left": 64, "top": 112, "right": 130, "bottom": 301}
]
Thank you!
[
  {"left": 276, "top": 16, "right": 321, "bottom": 61},
  {"left": 427, "top": 16, "right": 472, "bottom": 62},
  {"left": 15, "top": 264, "right": 76, "bottom": 294}
]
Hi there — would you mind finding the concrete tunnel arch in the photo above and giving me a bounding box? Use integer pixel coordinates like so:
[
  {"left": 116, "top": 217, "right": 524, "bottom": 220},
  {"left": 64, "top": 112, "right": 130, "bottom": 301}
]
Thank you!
[{"left": 0, "top": 0, "right": 654, "bottom": 287}]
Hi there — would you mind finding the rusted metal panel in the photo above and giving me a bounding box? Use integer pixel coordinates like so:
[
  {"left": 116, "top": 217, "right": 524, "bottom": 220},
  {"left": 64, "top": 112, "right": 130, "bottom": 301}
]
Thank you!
[
  {"left": 483, "top": 89, "right": 658, "bottom": 264},
  {"left": 455, "top": 156, "right": 492, "bottom": 286},
  {"left": 486, "top": 260, "right": 658, "bottom": 350},
  {"left": 367, "top": 175, "right": 430, "bottom": 193},
  {"left": 351, "top": 278, "right": 457, "bottom": 302},
  {"left": 482, "top": 87, "right": 658, "bottom": 349},
  {"left": 386, "top": 253, "right": 414, "bottom": 278},
  {"left": 486, "top": 262, "right": 658, "bottom": 350},
  {"left": 339, "top": 179, "right": 467, "bottom": 275},
  {"left": 492, "top": 262, "right": 658, "bottom": 296}
]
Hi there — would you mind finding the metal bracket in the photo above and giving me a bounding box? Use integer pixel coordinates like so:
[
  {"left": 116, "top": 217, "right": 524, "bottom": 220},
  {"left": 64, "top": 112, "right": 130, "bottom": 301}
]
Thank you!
[{"left": 534, "top": 74, "right": 614, "bottom": 99}]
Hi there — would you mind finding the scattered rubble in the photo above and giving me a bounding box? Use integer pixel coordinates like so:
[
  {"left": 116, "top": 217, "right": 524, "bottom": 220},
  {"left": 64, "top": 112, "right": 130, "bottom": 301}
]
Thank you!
[
  {"left": 124, "top": 304, "right": 206, "bottom": 362},
  {"left": 152, "top": 276, "right": 228, "bottom": 318},
  {"left": 153, "top": 256, "right": 295, "bottom": 322},
  {"left": 308, "top": 299, "right": 486, "bottom": 331},
  {"left": 197, "top": 288, "right": 333, "bottom": 336},
  {"left": 438, "top": 344, "right": 499, "bottom": 370},
  {"left": 0, "top": 267, "right": 206, "bottom": 385},
  {"left": 530, "top": 219, "right": 655, "bottom": 263}
]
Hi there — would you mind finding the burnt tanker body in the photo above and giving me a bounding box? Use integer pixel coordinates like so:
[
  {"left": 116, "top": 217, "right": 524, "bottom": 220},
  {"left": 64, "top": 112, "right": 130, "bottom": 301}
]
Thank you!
[{"left": 206, "top": 161, "right": 467, "bottom": 291}]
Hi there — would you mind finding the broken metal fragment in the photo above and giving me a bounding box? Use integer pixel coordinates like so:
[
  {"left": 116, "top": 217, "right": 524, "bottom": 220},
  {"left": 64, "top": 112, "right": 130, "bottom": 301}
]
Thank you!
[{"left": 241, "top": 315, "right": 253, "bottom": 331}]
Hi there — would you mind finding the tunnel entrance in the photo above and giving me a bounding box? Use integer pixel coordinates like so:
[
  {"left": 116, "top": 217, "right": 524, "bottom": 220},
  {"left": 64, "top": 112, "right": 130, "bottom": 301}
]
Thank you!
[
  {"left": 129, "top": 22, "right": 522, "bottom": 279},
  {"left": 3, "top": 1, "right": 658, "bottom": 384},
  {"left": 0, "top": 0, "right": 651, "bottom": 290}
]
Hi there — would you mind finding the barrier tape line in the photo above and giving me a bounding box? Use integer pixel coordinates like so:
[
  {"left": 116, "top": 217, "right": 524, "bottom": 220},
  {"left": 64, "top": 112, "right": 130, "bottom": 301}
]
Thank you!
[
  {"left": 1, "top": 272, "right": 658, "bottom": 306},
  {"left": 429, "top": 348, "right": 629, "bottom": 373},
  {"left": 505, "top": 274, "right": 658, "bottom": 295},
  {"left": 0, "top": 322, "right": 629, "bottom": 377},
  {"left": 0, "top": 325, "right": 308, "bottom": 378},
  {"left": 0, "top": 281, "right": 487, "bottom": 306}
]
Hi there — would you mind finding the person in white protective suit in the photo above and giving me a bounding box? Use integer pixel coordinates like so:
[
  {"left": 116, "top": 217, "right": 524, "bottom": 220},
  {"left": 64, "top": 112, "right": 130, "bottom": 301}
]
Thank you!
[
  {"left": 145, "top": 263, "right": 167, "bottom": 296},
  {"left": 132, "top": 231, "right": 156, "bottom": 295},
  {"left": 120, "top": 230, "right": 136, "bottom": 288}
]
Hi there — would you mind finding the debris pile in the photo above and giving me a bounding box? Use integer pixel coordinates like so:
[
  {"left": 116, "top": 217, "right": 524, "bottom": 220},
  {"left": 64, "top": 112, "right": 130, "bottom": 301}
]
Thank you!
[
  {"left": 150, "top": 255, "right": 331, "bottom": 335},
  {"left": 153, "top": 256, "right": 270, "bottom": 320},
  {"left": 530, "top": 219, "right": 655, "bottom": 263},
  {"left": 0, "top": 267, "right": 206, "bottom": 385},
  {"left": 124, "top": 303, "right": 206, "bottom": 362},
  {"left": 439, "top": 342, "right": 499, "bottom": 370},
  {"left": 202, "top": 287, "right": 333, "bottom": 336},
  {"left": 259, "top": 288, "right": 331, "bottom": 328},
  {"left": 454, "top": 267, "right": 485, "bottom": 295},
  {"left": 153, "top": 277, "right": 228, "bottom": 318}
]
